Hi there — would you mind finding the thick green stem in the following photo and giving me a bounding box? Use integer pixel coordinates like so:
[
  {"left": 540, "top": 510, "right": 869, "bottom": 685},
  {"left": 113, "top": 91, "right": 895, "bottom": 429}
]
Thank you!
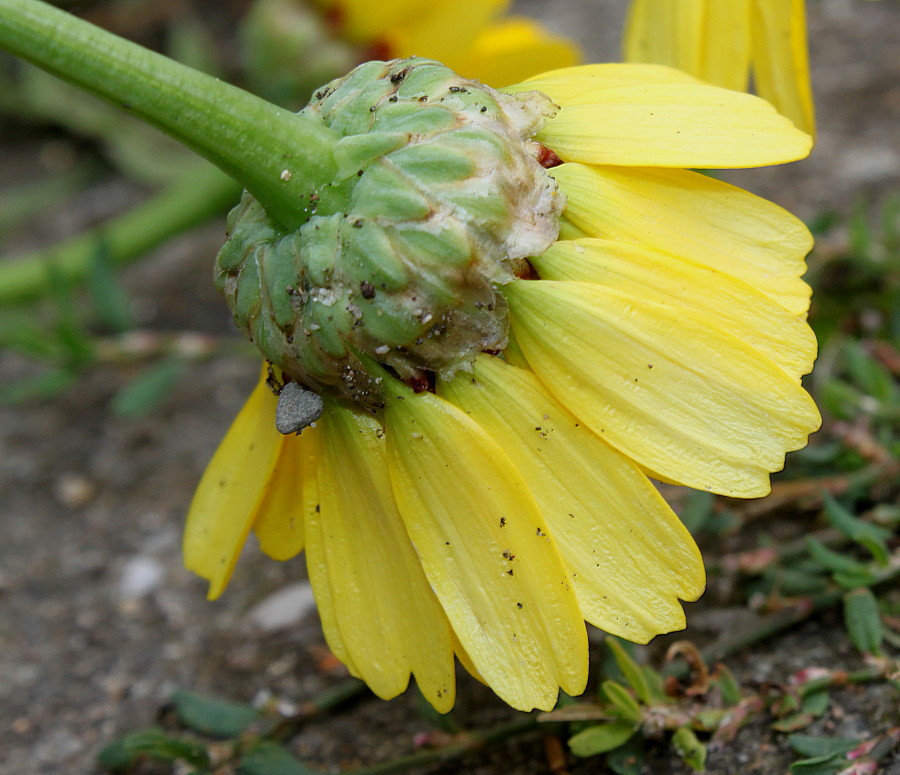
[
  {"left": 0, "top": 0, "right": 340, "bottom": 229},
  {"left": 0, "top": 163, "right": 239, "bottom": 304}
]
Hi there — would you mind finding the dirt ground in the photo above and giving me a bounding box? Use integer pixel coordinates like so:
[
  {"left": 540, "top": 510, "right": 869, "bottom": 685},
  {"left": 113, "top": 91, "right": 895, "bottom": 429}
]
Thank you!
[{"left": 1, "top": 1, "right": 898, "bottom": 774}]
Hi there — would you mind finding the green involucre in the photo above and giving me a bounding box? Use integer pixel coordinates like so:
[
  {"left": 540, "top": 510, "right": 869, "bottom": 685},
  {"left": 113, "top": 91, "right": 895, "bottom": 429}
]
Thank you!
[{"left": 217, "top": 58, "right": 564, "bottom": 406}]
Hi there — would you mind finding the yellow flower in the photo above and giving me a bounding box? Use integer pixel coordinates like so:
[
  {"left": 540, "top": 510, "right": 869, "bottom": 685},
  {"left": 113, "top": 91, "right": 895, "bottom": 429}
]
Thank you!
[
  {"left": 624, "top": 0, "right": 815, "bottom": 135},
  {"left": 184, "top": 63, "right": 819, "bottom": 712},
  {"left": 315, "top": 0, "right": 580, "bottom": 85}
]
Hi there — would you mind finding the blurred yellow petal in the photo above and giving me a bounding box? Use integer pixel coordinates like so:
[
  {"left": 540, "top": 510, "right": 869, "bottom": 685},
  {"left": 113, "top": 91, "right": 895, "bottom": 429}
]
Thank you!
[
  {"left": 507, "top": 280, "right": 821, "bottom": 497},
  {"left": 183, "top": 376, "right": 283, "bottom": 600},
  {"left": 623, "top": 0, "right": 706, "bottom": 74},
  {"left": 253, "top": 429, "right": 318, "bottom": 561},
  {"left": 533, "top": 239, "right": 817, "bottom": 380},
  {"left": 306, "top": 400, "right": 456, "bottom": 710},
  {"left": 552, "top": 162, "right": 813, "bottom": 316},
  {"left": 316, "top": 0, "right": 420, "bottom": 43},
  {"left": 624, "top": 0, "right": 752, "bottom": 91},
  {"left": 698, "top": 0, "right": 752, "bottom": 91},
  {"left": 751, "top": 0, "right": 815, "bottom": 135},
  {"left": 386, "top": 0, "right": 509, "bottom": 65},
  {"left": 622, "top": 0, "right": 812, "bottom": 134},
  {"left": 457, "top": 17, "right": 580, "bottom": 88},
  {"left": 531, "top": 78, "right": 810, "bottom": 168},
  {"left": 441, "top": 355, "right": 705, "bottom": 642},
  {"left": 384, "top": 387, "right": 587, "bottom": 711}
]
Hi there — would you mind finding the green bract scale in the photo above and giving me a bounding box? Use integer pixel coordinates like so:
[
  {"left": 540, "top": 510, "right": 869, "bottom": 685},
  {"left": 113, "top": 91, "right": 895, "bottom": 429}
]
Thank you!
[{"left": 215, "top": 57, "right": 564, "bottom": 408}]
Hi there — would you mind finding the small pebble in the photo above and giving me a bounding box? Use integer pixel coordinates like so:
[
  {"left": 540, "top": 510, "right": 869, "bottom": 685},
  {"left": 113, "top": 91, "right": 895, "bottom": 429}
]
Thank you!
[
  {"left": 118, "top": 556, "right": 165, "bottom": 600},
  {"left": 54, "top": 473, "right": 95, "bottom": 508},
  {"left": 247, "top": 581, "right": 316, "bottom": 632}
]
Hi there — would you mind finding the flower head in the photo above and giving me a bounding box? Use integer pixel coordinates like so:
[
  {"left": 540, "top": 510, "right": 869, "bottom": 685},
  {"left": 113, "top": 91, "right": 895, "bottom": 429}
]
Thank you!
[
  {"left": 624, "top": 0, "right": 816, "bottom": 135},
  {"left": 185, "top": 58, "right": 820, "bottom": 712}
]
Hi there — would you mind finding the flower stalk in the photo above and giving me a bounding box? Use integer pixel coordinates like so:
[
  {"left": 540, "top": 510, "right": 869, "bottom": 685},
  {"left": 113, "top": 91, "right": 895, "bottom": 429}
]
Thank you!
[{"left": 0, "top": 0, "right": 343, "bottom": 230}]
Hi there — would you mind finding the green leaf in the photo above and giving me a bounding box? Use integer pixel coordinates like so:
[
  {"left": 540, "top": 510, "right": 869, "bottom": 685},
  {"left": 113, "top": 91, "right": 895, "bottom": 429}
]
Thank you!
[
  {"left": 679, "top": 490, "right": 715, "bottom": 534},
  {"left": 843, "top": 588, "right": 884, "bottom": 655},
  {"left": 171, "top": 689, "right": 259, "bottom": 738},
  {"left": 0, "top": 311, "right": 61, "bottom": 359},
  {"left": 601, "top": 680, "right": 641, "bottom": 722},
  {"left": 789, "top": 753, "right": 846, "bottom": 775},
  {"left": 606, "top": 734, "right": 645, "bottom": 775},
  {"left": 97, "top": 728, "right": 210, "bottom": 771},
  {"left": 822, "top": 494, "right": 890, "bottom": 565},
  {"left": 605, "top": 638, "right": 652, "bottom": 704},
  {"left": 87, "top": 240, "right": 132, "bottom": 333},
  {"left": 693, "top": 709, "right": 726, "bottom": 732},
  {"left": 800, "top": 689, "right": 830, "bottom": 717},
  {"left": 672, "top": 726, "right": 707, "bottom": 772},
  {"left": 842, "top": 340, "right": 898, "bottom": 405},
  {"left": 832, "top": 570, "right": 878, "bottom": 590},
  {"left": 715, "top": 665, "right": 742, "bottom": 706},
  {"left": 820, "top": 379, "right": 864, "bottom": 421},
  {"left": 806, "top": 539, "right": 875, "bottom": 587},
  {"left": 237, "top": 743, "right": 321, "bottom": 775},
  {"left": 641, "top": 664, "right": 670, "bottom": 702},
  {"left": 111, "top": 358, "right": 185, "bottom": 418},
  {"left": 0, "top": 368, "right": 76, "bottom": 404},
  {"left": 772, "top": 713, "right": 815, "bottom": 733},
  {"left": 768, "top": 566, "right": 829, "bottom": 595},
  {"left": 569, "top": 721, "right": 637, "bottom": 758},
  {"left": 789, "top": 735, "right": 861, "bottom": 758}
]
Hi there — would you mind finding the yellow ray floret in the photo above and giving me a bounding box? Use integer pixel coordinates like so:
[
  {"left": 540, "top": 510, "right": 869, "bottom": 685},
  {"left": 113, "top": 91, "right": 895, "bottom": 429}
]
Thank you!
[
  {"left": 384, "top": 385, "right": 588, "bottom": 711},
  {"left": 440, "top": 355, "right": 705, "bottom": 643},
  {"left": 253, "top": 431, "right": 314, "bottom": 561},
  {"left": 624, "top": 0, "right": 814, "bottom": 135},
  {"left": 533, "top": 239, "right": 817, "bottom": 381},
  {"left": 306, "top": 399, "right": 456, "bottom": 710},
  {"left": 183, "top": 375, "right": 284, "bottom": 599},
  {"left": 506, "top": 63, "right": 811, "bottom": 168},
  {"left": 550, "top": 162, "right": 813, "bottom": 317},
  {"left": 506, "top": 280, "right": 821, "bottom": 498}
]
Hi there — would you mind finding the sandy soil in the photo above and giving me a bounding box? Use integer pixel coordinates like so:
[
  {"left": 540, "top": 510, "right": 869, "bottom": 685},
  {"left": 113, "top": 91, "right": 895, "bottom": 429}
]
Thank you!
[{"left": 1, "top": 1, "right": 898, "bottom": 773}]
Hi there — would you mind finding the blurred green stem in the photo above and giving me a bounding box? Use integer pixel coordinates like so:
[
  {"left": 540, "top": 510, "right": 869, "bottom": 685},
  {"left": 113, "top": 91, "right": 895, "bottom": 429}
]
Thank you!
[
  {"left": 0, "top": 0, "right": 341, "bottom": 229},
  {"left": 0, "top": 163, "right": 240, "bottom": 304}
]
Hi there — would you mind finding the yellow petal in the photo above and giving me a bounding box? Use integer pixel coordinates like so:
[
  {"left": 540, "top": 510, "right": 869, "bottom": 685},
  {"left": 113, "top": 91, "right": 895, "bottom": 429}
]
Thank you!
[
  {"left": 386, "top": 0, "right": 509, "bottom": 65},
  {"left": 253, "top": 429, "right": 319, "bottom": 561},
  {"left": 508, "top": 62, "right": 701, "bottom": 105},
  {"left": 456, "top": 17, "right": 581, "bottom": 88},
  {"left": 623, "top": 0, "right": 752, "bottom": 92},
  {"left": 506, "top": 280, "right": 821, "bottom": 497},
  {"left": 623, "top": 0, "right": 706, "bottom": 74},
  {"left": 452, "top": 632, "right": 486, "bottom": 686},
  {"left": 531, "top": 77, "right": 810, "bottom": 168},
  {"left": 183, "top": 375, "right": 283, "bottom": 600},
  {"left": 533, "top": 239, "right": 817, "bottom": 380},
  {"left": 317, "top": 0, "right": 421, "bottom": 43},
  {"left": 306, "top": 400, "right": 456, "bottom": 711},
  {"left": 698, "top": 0, "right": 753, "bottom": 91},
  {"left": 440, "top": 355, "right": 705, "bottom": 643},
  {"left": 552, "top": 162, "right": 813, "bottom": 316},
  {"left": 750, "top": 0, "right": 816, "bottom": 135},
  {"left": 384, "top": 387, "right": 587, "bottom": 711}
]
